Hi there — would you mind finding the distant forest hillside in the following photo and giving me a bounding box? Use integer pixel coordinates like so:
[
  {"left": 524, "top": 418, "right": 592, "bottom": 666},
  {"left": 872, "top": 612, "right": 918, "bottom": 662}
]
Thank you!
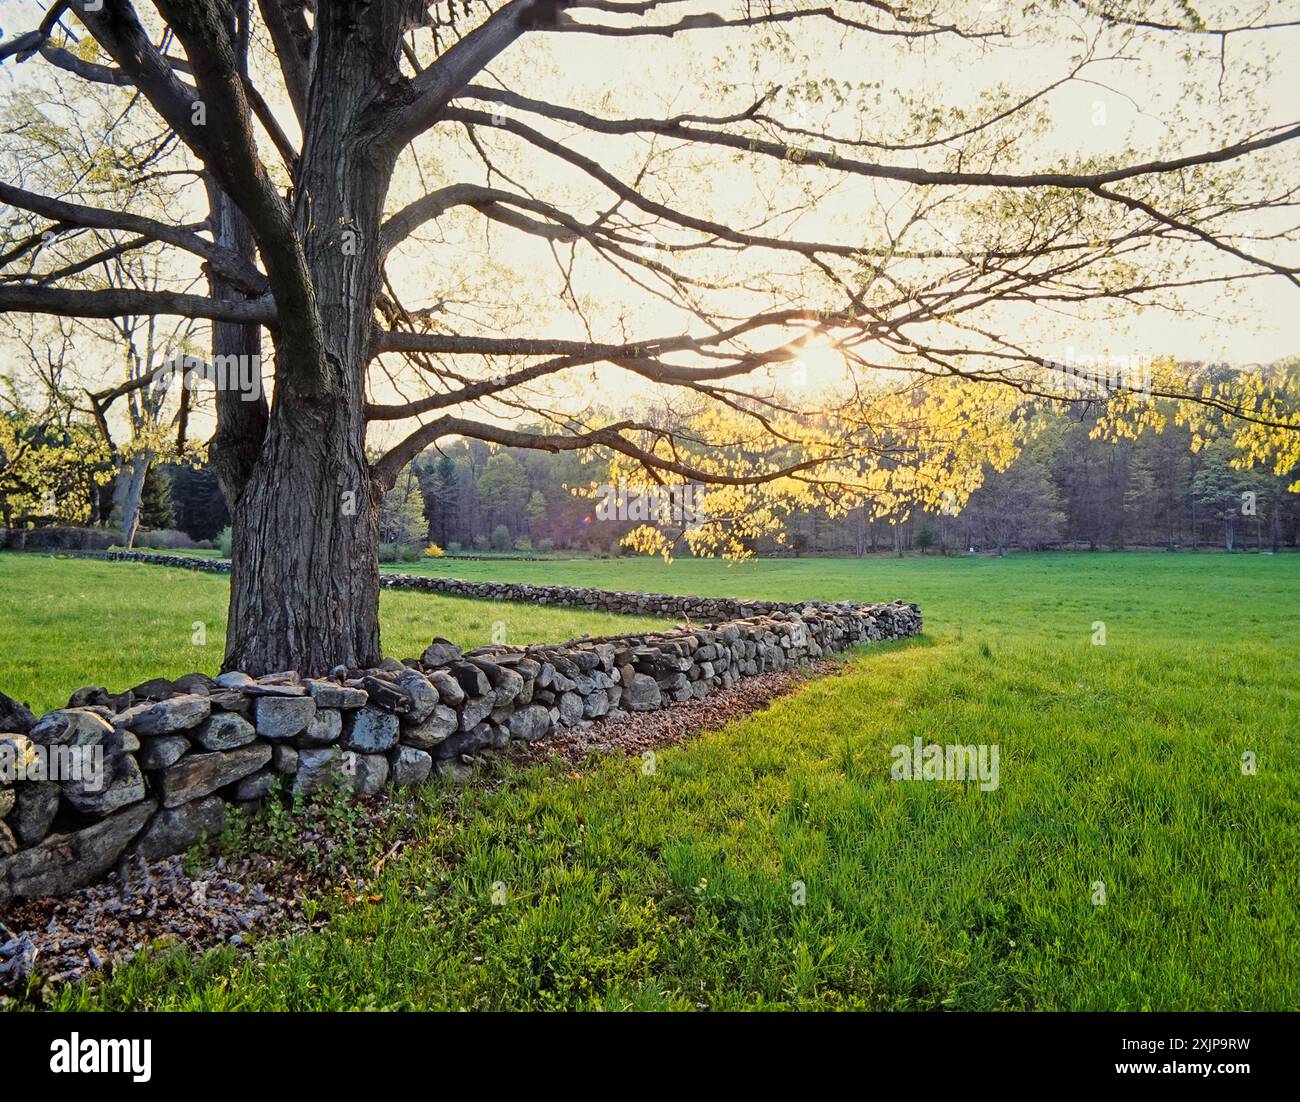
[
  {"left": 860, "top": 413, "right": 1298, "bottom": 556},
  {"left": 376, "top": 398, "right": 1300, "bottom": 556},
  {"left": 23, "top": 384, "right": 1298, "bottom": 557}
]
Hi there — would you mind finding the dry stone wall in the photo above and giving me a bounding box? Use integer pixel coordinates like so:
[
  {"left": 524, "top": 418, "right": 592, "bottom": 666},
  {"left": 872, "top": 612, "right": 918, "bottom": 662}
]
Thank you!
[
  {"left": 0, "top": 563, "right": 921, "bottom": 906},
  {"left": 64, "top": 550, "right": 874, "bottom": 622}
]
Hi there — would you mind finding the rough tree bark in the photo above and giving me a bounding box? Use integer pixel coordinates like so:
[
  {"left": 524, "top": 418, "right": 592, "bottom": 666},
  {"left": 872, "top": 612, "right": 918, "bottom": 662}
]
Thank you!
[{"left": 219, "top": 4, "right": 405, "bottom": 675}]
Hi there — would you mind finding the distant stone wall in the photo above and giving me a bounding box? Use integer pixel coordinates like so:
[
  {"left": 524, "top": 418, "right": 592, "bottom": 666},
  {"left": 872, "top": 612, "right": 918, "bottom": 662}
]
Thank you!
[
  {"left": 46, "top": 549, "right": 866, "bottom": 622},
  {"left": 0, "top": 566, "right": 921, "bottom": 906}
]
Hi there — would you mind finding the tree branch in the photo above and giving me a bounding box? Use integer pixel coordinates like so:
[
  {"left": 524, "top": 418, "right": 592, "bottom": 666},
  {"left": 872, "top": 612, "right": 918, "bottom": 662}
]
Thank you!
[
  {"left": 72, "top": 0, "right": 317, "bottom": 364},
  {"left": 372, "top": 412, "right": 834, "bottom": 491},
  {"left": 0, "top": 284, "right": 276, "bottom": 323},
  {"left": 453, "top": 91, "right": 1300, "bottom": 191},
  {"left": 0, "top": 182, "right": 268, "bottom": 293},
  {"left": 384, "top": 0, "right": 532, "bottom": 149},
  {"left": 256, "top": 0, "right": 311, "bottom": 127}
]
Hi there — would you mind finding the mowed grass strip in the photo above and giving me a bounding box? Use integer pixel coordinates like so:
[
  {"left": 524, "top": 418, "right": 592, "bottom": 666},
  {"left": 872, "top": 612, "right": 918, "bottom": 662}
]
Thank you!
[
  {"left": 29, "top": 550, "right": 1300, "bottom": 1011},
  {"left": 0, "top": 553, "right": 669, "bottom": 713}
]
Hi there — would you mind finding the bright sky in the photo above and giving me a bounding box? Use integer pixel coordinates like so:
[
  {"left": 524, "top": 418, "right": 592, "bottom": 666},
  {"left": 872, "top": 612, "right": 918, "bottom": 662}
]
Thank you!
[
  {"left": 2, "top": 0, "right": 1297, "bottom": 445},
  {"left": 449, "top": 2, "right": 1300, "bottom": 361}
]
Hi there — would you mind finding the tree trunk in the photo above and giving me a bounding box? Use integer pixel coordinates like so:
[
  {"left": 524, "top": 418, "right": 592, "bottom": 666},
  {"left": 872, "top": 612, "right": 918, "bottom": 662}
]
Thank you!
[
  {"left": 206, "top": 186, "right": 268, "bottom": 508},
  {"left": 220, "top": 5, "right": 405, "bottom": 675},
  {"left": 223, "top": 394, "right": 380, "bottom": 675},
  {"left": 219, "top": 188, "right": 386, "bottom": 675},
  {"left": 120, "top": 452, "right": 150, "bottom": 549}
]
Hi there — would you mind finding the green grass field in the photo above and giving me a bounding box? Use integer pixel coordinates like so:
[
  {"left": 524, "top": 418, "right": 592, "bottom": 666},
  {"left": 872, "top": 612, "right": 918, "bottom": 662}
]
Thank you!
[
  {"left": 2, "top": 551, "right": 1297, "bottom": 1010},
  {"left": 0, "top": 554, "right": 669, "bottom": 713}
]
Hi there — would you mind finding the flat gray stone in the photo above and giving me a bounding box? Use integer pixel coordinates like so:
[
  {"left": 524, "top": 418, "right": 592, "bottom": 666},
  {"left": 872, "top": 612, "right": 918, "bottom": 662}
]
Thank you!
[
  {"left": 394, "top": 670, "right": 438, "bottom": 723},
  {"left": 468, "top": 659, "right": 525, "bottom": 708},
  {"left": 340, "top": 751, "right": 388, "bottom": 796},
  {"left": 257, "top": 670, "right": 303, "bottom": 685},
  {"left": 0, "top": 690, "right": 36, "bottom": 734},
  {"left": 132, "top": 795, "right": 226, "bottom": 862},
  {"left": 341, "top": 705, "right": 399, "bottom": 752},
  {"left": 624, "top": 674, "right": 662, "bottom": 712},
  {"left": 271, "top": 743, "right": 299, "bottom": 774},
  {"left": 292, "top": 746, "right": 343, "bottom": 796},
  {"left": 214, "top": 671, "right": 256, "bottom": 689},
  {"left": 435, "top": 759, "right": 472, "bottom": 783},
  {"left": 507, "top": 704, "right": 553, "bottom": 742},
  {"left": 305, "top": 679, "right": 368, "bottom": 709},
  {"left": 120, "top": 694, "right": 211, "bottom": 736},
  {"left": 0, "top": 800, "right": 156, "bottom": 905},
  {"left": 295, "top": 707, "right": 342, "bottom": 747},
  {"left": 10, "top": 782, "right": 59, "bottom": 845},
  {"left": 243, "top": 682, "right": 307, "bottom": 698},
  {"left": 172, "top": 672, "right": 216, "bottom": 696},
  {"left": 29, "top": 708, "right": 112, "bottom": 747},
  {"left": 253, "top": 694, "right": 317, "bottom": 740},
  {"left": 388, "top": 745, "right": 432, "bottom": 787},
  {"left": 428, "top": 670, "right": 465, "bottom": 706},
  {"left": 191, "top": 712, "right": 257, "bottom": 751},
  {"left": 66, "top": 685, "right": 109, "bottom": 708},
  {"left": 421, "top": 638, "right": 462, "bottom": 667},
  {"left": 137, "top": 734, "right": 190, "bottom": 770},
  {"left": 62, "top": 752, "right": 145, "bottom": 818},
  {"left": 129, "top": 677, "right": 177, "bottom": 701},
  {"left": 557, "top": 691, "right": 584, "bottom": 726},
  {"left": 493, "top": 668, "right": 525, "bottom": 708},
  {"left": 233, "top": 768, "right": 276, "bottom": 801},
  {"left": 361, "top": 675, "right": 413, "bottom": 714},
  {"left": 208, "top": 689, "right": 251, "bottom": 716},
  {"left": 435, "top": 721, "right": 506, "bottom": 760},
  {"left": 401, "top": 704, "right": 458, "bottom": 749},
  {"left": 155, "top": 743, "right": 271, "bottom": 808},
  {"left": 459, "top": 694, "right": 494, "bottom": 731},
  {"left": 449, "top": 662, "right": 491, "bottom": 698}
]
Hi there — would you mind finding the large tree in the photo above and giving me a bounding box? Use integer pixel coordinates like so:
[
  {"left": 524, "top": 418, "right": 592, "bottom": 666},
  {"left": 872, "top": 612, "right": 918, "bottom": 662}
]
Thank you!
[{"left": 1, "top": 1, "right": 1298, "bottom": 673}]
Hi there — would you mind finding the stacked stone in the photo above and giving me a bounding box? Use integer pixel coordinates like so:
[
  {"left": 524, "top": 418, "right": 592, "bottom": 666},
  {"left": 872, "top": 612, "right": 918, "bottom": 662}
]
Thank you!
[
  {"left": 78, "top": 551, "right": 882, "bottom": 625},
  {"left": 98, "top": 550, "right": 229, "bottom": 574},
  {"left": 376, "top": 572, "right": 841, "bottom": 622},
  {"left": 0, "top": 600, "right": 920, "bottom": 905}
]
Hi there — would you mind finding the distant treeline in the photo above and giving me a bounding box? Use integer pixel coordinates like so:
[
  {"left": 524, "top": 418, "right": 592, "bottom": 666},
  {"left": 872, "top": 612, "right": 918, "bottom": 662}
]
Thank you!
[
  {"left": 375, "top": 404, "right": 1299, "bottom": 556},
  {"left": 835, "top": 410, "right": 1299, "bottom": 556},
  {"left": 21, "top": 403, "right": 1297, "bottom": 557}
]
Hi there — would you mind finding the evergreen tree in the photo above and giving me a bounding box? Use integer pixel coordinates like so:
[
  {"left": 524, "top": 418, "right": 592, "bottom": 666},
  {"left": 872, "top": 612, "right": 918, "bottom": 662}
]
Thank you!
[
  {"left": 1191, "top": 442, "right": 1252, "bottom": 552},
  {"left": 421, "top": 455, "right": 460, "bottom": 545},
  {"left": 138, "top": 463, "right": 174, "bottom": 530},
  {"left": 166, "top": 463, "right": 231, "bottom": 541},
  {"left": 476, "top": 451, "right": 531, "bottom": 535}
]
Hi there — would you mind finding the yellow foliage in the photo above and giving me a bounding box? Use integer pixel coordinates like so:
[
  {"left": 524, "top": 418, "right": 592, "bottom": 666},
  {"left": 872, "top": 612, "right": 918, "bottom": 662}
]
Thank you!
[{"left": 584, "top": 374, "right": 1025, "bottom": 560}]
